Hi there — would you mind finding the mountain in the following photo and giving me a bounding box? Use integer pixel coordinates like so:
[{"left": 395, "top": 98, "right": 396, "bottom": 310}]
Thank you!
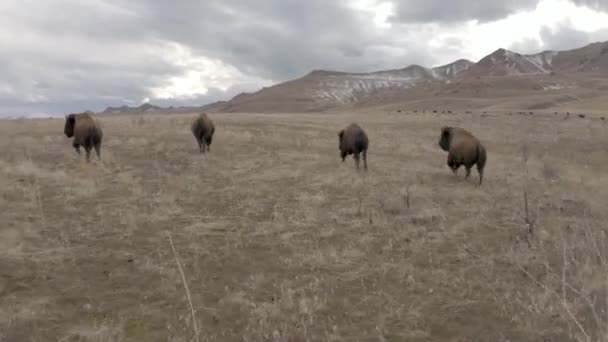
[
  {"left": 101, "top": 103, "right": 163, "bottom": 115},
  {"left": 462, "top": 48, "right": 557, "bottom": 77},
  {"left": 209, "top": 60, "right": 475, "bottom": 113},
  {"left": 98, "top": 101, "right": 229, "bottom": 116},
  {"left": 461, "top": 41, "right": 608, "bottom": 78},
  {"left": 433, "top": 59, "right": 476, "bottom": 78},
  {"left": 97, "top": 59, "right": 475, "bottom": 115},
  {"left": 551, "top": 41, "right": 608, "bottom": 73},
  {"left": 97, "top": 40, "right": 608, "bottom": 115},
  {"left": 211, "top": 41, "right": 608, "bottom": 113}
]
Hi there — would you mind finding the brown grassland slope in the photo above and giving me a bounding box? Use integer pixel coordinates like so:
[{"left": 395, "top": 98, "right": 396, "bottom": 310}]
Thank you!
[{"left": 1, "top": 110, "right": 607, "bottom": 341}]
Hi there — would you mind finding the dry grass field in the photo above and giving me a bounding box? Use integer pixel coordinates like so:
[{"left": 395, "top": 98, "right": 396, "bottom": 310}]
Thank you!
[{"left": 0, "top": 109, "right": 607, "bottom": 341}]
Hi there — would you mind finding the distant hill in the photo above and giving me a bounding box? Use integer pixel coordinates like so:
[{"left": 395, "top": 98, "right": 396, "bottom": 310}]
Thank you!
[
  {"left": 460, "top": 42, "right": 608, "bottom": 77},
  {"left": 551, "top": 41, "right": 608, "bottom": 73},
  {"left": 101, "top": 103, "right": 163, "bottom": 115},
  {"left": 98, "top": 40, "right": 608, "bottom": 115},
  {"left": 202, "top": 59, "right": 476, "bottom": 113},
  {"left": 208, "top": 41, "right": 608, "bottom": 113},
  {"left": 461, "top": 48, "right": 557, "bottom": 77},
  {"left": 99, "top": 100, "right": 226, "bottom": 116}
]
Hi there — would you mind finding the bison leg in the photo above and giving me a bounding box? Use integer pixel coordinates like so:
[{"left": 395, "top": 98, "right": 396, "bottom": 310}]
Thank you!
[
  {"left": 448, "top": 160, "right": 459, "bottom": 175},
  {"left": 354, "top": 152, "right": 360, "bottom": 170},
  {"left": 465, "top": 166, "right": 471, "bottom": 179},
  {"left": 477, "top": 164, "right": 484, "bottom": 185},
  {"left": 206, "top": 136, "right": 212, "bottom": 152},
  {"left": 362, "top": 150, "right": 368, "bottom": 171},
  {"left": 194, "top": 135, "right": 203, "bottom": 153},
  {"left": 84, "top": 146, "right": 92, "bottom": 162},
  {"left": 94, "top": 144, "right": 101, "bottom": 160},
  {"left": 199, "top": 135, "right": 208, "bottom": 154},
  {"left": 72, "top": 142, "right": 81, "bottom": 154},
  {"left": 447, "top": 155, "right": 456, "bottom": 174}
]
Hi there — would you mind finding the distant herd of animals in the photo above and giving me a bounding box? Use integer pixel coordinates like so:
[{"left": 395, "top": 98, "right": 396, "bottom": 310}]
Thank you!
[
  {"left": 64, "top": 110, "right": 488, "bottom": 184},
  {"left": 397, "top": 108, "right": 606, "bottom": 121}
]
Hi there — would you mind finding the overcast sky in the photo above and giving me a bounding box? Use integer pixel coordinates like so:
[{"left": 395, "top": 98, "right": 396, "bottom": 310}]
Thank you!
[{"left": 1, "top": 0, "right": 608, "bottom": 117}]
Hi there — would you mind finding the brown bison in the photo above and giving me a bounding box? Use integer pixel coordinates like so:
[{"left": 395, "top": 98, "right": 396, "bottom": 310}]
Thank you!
[
  {"left": 64, "top": 111, "right": 103, "bottom": 162},
  {"left": 338, "top": 123, "right": 369, "bottom": 170},
  {"left": 438, "top": 126, "right": 486, "bottom": 185},
  {"left": 191, "top": 112, "right": 215, "bottom": 153}
]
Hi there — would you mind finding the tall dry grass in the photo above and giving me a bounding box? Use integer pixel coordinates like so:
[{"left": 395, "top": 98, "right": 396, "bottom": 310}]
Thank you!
[{"left": 0, "top": 110, "right": 606, "bottom": 341}]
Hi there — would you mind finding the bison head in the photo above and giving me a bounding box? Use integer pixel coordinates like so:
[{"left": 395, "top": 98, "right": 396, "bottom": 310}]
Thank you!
[
  {"left": 64, "top": 114, "right": 76, "bottom": 138},
  {"left": 438, "top": 126, "right": 452, "bottom": 151}
]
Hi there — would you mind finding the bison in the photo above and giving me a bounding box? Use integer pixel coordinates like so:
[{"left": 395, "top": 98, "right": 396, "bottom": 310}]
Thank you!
[
  {"left": 438, "top": 126, "right": 486, "bottom": 185},
  {"left": 338, "top": 123, "right": 369, "bottom": 171},
  {"left": 64, "top": 111, "right": 103, "bottom": 162},
  {"left": 191, "top": 112, "right": 215, "bottom": 153}
]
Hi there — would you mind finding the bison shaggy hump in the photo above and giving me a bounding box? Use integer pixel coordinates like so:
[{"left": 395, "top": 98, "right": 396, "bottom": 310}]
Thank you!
[
  {"left": 338, "top": 123, "right": 369, "bottom": 171},
  {"left": 191, "top": 112, "right": 215, "bottom": 153},
  {"left": 438, "top": 126, "right": 486, "bottom": 185},
  {"left": 64, "top": 111, "right": 103, "bottom": 162}
]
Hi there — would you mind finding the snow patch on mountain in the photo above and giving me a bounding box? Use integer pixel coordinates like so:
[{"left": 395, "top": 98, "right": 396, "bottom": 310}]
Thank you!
[
  {"left": 312, "top": 74, "right": 418, "bottom": 103},
  {"left": 307, "top": 60, "right": 474, "bottom": 104},
  {"left": 543, "top": 83, "right": 575, "bottom": 91}
]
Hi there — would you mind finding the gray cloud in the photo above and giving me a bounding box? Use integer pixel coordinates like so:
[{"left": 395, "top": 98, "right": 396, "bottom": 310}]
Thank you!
[
  {"left": 2, "top": 0, "right": 607, "bottom": 118},
  {"left": 510, "top": 20, "right": 608, "bottom": 53},
  {"left": 153, "top": 83, "right": 266, "bottom": 109},
  {"left": 390, "top": 0, "right": 541, "bottom": 23},
  {"left": 509, "top": 38, "right": 543, "bottom": 54},
  {"left": 0, "top": 1, "right": 188, "bottom": 116},
  {"left": 1, "top": 0, "right": 438, "bottom": 117},
  {"left": 131, "top": 0, "right": 436, "bottom": 80},
  {"left": 539, "top": 23, "right": 594, "bottom": 51},
  {"left": 571, "top": 0, "right": 608, "bottom": 11}
]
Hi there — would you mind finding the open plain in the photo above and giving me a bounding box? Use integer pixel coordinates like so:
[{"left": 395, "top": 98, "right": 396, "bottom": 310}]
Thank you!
[{"left": 1, "top": 109, "right": 607, "bottom": 341}]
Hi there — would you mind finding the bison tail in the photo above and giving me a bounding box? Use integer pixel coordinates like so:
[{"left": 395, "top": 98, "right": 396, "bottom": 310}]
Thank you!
[
  {"left": 87, "top": 127, "right": 102, "bottom": 147},
  {"left": 477, "top": 144, "right": 486, "bottom": 170},
  {"left": 476, "top": 144, "right": 486, "bottom": 185}
]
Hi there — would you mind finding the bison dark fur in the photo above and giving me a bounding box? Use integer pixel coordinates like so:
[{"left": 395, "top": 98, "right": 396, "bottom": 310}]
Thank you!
[
  {"left": 438, "top": 126, "right": 486, "bottom": 185},
  {"left": 338, "top": 123, "right": 369, "bottom": 171},
  {"left": 191, "top": 112, "right": 215, "bottom": 153},
  {"left": 64, "top": 111, "right": 103, "bottom": 162}
]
